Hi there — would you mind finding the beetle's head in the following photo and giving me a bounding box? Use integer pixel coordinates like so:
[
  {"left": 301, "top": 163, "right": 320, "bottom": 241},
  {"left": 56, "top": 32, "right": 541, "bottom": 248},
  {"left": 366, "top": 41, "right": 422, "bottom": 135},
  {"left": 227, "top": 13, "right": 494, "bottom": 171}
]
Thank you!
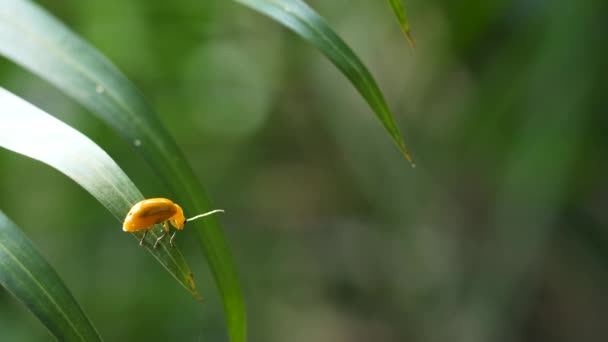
[{"left": 170, "top": 204, "right": 186, "bottom": 230}]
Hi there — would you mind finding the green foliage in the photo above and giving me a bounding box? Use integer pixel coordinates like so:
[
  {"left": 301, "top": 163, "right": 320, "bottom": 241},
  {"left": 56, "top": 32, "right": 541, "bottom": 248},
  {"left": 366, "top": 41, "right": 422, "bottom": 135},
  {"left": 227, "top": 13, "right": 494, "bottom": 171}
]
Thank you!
[
  {"left": 0, "top": 87, "right": 198, "bottom": 297},
  {"left": 6, "top": 0, "right": 602, "bottom": 341},
  {"left": 0, "top": 211, "right": 101, "bottom": 341},
  {"left": 237, "top": 0, "right": 414, "bottom": 163},
  {"left": 0, "top": 0, "right": 415, "bottom": 340},
  {"left": 0, "top": 1, "right": 245, "bottom": 340}
]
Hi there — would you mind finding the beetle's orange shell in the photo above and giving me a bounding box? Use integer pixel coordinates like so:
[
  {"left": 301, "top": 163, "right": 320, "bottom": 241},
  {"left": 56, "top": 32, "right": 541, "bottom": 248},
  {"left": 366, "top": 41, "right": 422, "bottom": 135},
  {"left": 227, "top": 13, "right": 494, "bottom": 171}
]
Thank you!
[{"left": 123, "top": 198, "right": 185, "bottom": 232}]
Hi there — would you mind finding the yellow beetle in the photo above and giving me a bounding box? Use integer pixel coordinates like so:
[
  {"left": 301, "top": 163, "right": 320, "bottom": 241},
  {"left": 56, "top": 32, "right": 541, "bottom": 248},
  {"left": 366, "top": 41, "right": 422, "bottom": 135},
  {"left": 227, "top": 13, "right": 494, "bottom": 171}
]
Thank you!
[{"left": 123, "top": 198, "right": 223, "bottom": 248}]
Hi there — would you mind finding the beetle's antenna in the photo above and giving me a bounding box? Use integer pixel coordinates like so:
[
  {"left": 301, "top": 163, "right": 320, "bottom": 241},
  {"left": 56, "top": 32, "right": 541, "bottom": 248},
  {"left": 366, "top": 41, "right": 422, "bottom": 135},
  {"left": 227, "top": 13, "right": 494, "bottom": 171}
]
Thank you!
[{"left": 187, "top": 209, "right": 225, "bottom": 222}]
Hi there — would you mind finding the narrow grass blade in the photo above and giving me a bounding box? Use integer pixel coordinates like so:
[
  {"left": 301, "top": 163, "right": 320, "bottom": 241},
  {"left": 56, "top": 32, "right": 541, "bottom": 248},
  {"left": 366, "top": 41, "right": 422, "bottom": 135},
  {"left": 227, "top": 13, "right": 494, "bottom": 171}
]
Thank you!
[
  {"left": 235, "top": 0, "right": 414, "bottom": 164},
  {"left": 0, "top": 211, "right": 102, "bottom": 341},
  {"left": 387, "top": 0, "right": 415, "bottom": 48},
  {"left": 0, "top": 87, "right": 200, "bottom": 298},
  {"left": 0, "top": 1, "right": 245, "bottom": 340}
]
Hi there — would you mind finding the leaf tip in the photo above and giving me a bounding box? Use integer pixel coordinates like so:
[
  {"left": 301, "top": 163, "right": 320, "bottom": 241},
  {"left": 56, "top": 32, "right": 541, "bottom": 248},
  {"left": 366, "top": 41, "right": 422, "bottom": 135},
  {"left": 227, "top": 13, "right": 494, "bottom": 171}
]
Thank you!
[
  {"left": 405, "top": 30, "right": 416, "bottom": 49},
  {"left": 187, "top": 273, "right": 203, "bottom": 301},
  {"left": 397, "top": 141, "right": 416, "bottom": 167}
]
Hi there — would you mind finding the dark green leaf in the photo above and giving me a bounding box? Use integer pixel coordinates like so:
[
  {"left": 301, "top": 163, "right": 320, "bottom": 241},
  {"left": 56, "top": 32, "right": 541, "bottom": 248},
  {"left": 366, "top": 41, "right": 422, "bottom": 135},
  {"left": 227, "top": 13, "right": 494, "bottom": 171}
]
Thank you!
[
  {"left": 0, "top": 211, "right": 102, "bottom": 341},
  {"left": 235, "top": 0, "right": 414, "bottom": 164}
]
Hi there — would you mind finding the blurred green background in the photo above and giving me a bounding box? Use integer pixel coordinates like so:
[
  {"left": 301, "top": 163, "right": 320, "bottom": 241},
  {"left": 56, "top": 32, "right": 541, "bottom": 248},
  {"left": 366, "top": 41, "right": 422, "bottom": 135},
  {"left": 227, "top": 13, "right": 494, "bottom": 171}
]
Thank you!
[{"left": 1, "top": 0, "right": 606, "bottom": 341}]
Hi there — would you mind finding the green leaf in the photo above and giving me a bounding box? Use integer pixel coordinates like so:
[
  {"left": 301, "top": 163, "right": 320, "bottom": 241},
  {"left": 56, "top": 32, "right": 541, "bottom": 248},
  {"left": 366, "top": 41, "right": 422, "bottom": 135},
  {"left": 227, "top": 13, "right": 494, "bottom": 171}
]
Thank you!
[
  {"left": 387, "top": 0, "right": 415, "bottom": 48},
  {"left": 235, "top": 0, "right": 415, "bottom": 164},
  {"left": 0, "top": 211, "right": 102, "bottom": 341},
  {"left": 0, "top": 1, "right": 245, "bottom": 340},
  {"left": 0, "top": 87, "right": 200, "bottom": 299}
]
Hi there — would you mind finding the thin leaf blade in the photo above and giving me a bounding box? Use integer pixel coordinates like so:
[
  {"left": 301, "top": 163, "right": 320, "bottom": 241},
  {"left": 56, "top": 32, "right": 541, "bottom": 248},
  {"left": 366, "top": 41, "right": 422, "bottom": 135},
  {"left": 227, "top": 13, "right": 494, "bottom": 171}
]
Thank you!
[
  {"left": 387, "top": 0, "right": 415, "bottom": 48},
  {"left": 235, "top": 0, "right": 414, "bottom": 164},
  {"left": 0, "top": 211, "right": 102, "bottom": 341},
  {"left": 0, "top": 87, "right": 199, "bottom": 298}
]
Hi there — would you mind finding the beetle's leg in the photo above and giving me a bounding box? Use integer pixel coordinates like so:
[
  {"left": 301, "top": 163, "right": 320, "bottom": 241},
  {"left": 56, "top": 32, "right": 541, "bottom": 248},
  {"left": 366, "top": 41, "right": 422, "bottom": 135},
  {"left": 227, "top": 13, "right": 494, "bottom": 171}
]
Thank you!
[
  {"left": 139, "top": 230, "right": 148, "bottom": 246},
  {"left": 169, "top": 231, "right": 177, "bottom": 247},
  {"left": 163, "top": 221, "right": 170, "bottom": 233},
  {"left": 153, "top": 232, "right": 167, "bottom": 249}
]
